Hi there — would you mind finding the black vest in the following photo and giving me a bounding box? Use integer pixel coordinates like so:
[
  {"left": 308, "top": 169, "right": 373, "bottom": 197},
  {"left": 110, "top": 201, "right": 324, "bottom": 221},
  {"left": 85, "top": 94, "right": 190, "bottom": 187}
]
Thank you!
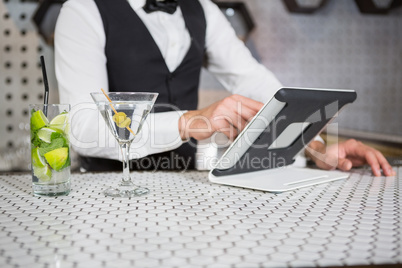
[
  {"left": 79, "top": 0, "right": 206, "bottom": 171},
  {"left": 95, "top": 0, "right": 206, "bottom": 112}
]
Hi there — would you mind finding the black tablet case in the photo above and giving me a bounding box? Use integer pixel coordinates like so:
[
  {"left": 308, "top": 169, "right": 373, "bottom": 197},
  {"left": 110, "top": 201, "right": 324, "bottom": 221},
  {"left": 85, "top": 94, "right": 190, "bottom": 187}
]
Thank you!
[{"left": 212, "top": 87, "right": 357, "bottom": 177}]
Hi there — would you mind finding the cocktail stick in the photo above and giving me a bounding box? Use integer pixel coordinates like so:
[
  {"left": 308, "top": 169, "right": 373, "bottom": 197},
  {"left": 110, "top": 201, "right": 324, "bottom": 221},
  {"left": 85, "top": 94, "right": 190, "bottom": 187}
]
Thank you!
[{"left": 101, "top": 88, "right": 135, "bottom": 135}]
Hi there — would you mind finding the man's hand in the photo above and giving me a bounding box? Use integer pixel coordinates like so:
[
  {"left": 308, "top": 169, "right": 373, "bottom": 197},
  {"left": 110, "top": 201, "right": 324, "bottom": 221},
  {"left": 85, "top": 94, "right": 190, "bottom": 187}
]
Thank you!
[
  {"left": 306, "top": 139, "right": 396, "bottom": 177},
  {"left": 179, "top": 94, "right": 263, "bottom": 141},
  {"left": 179, "top": 94, "right": 396, "bottom": 177}
]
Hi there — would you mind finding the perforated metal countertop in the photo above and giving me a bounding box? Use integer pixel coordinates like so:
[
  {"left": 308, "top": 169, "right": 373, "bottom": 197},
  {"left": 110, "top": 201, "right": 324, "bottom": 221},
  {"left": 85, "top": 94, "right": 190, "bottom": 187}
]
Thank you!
[{"left": 0, "top": 167, "right": 401, "bottom": 267}]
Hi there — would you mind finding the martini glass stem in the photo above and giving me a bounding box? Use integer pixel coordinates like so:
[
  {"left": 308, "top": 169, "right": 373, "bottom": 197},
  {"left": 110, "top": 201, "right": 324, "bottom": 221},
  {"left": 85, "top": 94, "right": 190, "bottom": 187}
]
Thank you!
[{"left": 119, "top": 142, "right": 133, "bottom": 186}]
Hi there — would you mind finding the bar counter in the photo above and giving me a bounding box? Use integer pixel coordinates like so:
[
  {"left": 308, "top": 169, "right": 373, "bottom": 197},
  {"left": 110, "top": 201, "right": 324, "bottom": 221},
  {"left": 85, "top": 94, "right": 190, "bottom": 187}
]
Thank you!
[{"left": 0, "top": 167, "right": 401, "bottom": 267}]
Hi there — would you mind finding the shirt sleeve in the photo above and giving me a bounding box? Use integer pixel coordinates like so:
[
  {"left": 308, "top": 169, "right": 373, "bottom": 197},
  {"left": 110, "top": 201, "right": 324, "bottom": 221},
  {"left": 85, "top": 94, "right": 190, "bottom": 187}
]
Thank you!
[
  {"left": 199, "top": 0, "right": 283, "bottom": 103},
  {"left": 54, "top": 0, "right": 184, "bottom": 161}
]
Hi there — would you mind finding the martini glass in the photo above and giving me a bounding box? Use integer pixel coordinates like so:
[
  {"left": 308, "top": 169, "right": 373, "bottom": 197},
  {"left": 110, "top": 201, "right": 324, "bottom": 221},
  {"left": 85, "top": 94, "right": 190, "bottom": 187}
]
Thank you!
[{"left": 91, "top": 92, "right": 158, "bottom": 197}]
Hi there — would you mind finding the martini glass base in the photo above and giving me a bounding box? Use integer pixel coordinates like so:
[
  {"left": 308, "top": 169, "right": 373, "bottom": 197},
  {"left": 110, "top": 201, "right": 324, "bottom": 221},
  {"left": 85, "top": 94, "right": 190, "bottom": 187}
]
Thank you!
[{"left": 104, "top": 186, "right": 150, "bottom": 198}]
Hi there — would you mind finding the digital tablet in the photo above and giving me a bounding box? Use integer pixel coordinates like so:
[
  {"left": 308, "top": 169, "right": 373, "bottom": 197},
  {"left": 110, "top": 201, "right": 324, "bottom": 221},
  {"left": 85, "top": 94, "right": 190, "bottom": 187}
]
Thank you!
[{"left": 211, "top": 87, "right": 357, "bottom": 178}]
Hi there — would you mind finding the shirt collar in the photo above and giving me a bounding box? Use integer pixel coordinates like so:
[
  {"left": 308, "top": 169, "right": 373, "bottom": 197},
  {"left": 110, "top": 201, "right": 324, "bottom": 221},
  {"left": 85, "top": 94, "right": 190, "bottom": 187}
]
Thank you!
[{"left": 128, "top": 0, "right": 147, "bottom": 11}]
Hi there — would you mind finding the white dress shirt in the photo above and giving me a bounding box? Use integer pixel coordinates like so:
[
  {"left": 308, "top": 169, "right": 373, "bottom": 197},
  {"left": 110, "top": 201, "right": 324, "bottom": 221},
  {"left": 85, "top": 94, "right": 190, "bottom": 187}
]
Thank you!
[{"left": 54, "top": 0, "right": 283, "bottom": 162}]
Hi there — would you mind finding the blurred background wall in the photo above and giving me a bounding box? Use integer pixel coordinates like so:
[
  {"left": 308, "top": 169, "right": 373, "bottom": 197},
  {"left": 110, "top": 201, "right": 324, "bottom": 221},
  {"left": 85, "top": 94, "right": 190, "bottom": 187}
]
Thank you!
[
  {"left": 0, "top": 0, "right": 59, "bottom": 171},
  {"left": 200, "top": 0, "right": 402, "bottom": 143},
  {"left": 0, "top": 0, "right": 401, "bottom": 171}
]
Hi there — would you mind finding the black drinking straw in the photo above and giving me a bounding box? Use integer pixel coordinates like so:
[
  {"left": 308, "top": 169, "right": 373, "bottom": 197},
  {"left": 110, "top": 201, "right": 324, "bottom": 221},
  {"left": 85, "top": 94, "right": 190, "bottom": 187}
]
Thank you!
[{"left": 40, "top": 55, "right": 49, "bottom": 116}]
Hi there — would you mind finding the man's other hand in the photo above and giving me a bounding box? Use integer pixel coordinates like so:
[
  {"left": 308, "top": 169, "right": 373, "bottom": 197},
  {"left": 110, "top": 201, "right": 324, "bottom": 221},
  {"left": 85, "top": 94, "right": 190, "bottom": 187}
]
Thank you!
[{"left": 306, "top": 139, "right": 396, "bottom": 177}]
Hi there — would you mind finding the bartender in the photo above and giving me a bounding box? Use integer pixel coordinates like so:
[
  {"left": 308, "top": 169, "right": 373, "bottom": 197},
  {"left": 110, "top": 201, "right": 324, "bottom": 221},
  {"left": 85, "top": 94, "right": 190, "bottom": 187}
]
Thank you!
[{"left": 54, "top": 0, "right": 395, "bottom": 176}]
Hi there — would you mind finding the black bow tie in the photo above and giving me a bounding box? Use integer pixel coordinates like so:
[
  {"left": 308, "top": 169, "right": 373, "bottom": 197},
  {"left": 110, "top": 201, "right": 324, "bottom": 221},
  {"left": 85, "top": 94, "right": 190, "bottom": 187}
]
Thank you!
[{"left": 143, "top": 0, "right": 178, "bottom": 14}]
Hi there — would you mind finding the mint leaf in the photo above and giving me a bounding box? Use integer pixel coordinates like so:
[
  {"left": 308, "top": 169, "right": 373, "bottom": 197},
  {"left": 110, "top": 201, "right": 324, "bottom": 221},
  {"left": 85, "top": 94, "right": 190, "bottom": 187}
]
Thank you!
[
  {"left": 31, "top": 134, "right": 41, "bottom": 147},
  {"left": 50, "top": 132, "right": 62, "bottom": 140},
  {"left": 31, "top": 129, "right": 42, "bottom": 147},
  {"left": 38, "top": 138, "right": 65, "bottom": 156}
]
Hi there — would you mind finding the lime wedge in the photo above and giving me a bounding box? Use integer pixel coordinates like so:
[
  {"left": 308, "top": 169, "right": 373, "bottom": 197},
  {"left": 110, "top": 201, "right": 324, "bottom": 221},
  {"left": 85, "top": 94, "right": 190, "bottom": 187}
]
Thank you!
[
  {"left": 33, "top": 165, "right": 52, "bottom": 182},
  {"left": 44, "top": 147, "right": 69, "bottom": 171},
  {"left": 37, "top": 127, "right": 62, "bottom": 143},
  {"left": 32, "top": 147, "right": 46, "bottom": 168},
  {"left": 49, "top": 113, "right": 69, "bottom": 132},
  {"left": 30, "top": 110, "right": 49, "bottom": 131}
]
